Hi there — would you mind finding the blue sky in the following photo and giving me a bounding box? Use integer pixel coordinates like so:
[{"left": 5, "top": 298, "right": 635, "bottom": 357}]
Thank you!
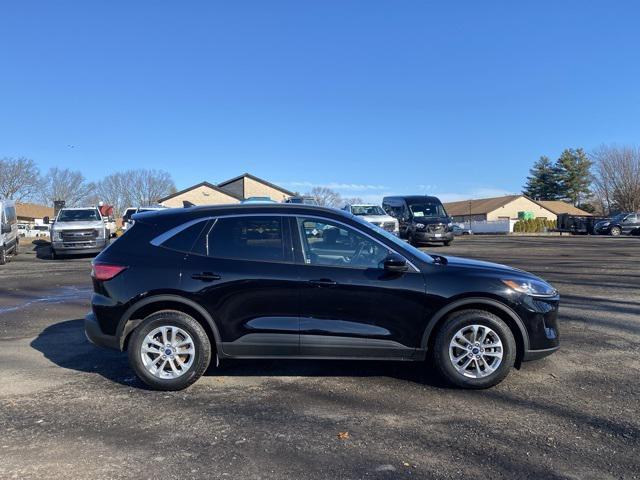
[{"left": 1, "top": 1, "right": 639, "bottom": 203}]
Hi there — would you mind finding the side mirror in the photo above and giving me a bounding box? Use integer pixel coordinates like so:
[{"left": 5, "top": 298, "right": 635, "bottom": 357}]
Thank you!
[
  {"left": 1, "top": 224, "right": 11, "bottom": 234},
  {"left": 383, "top": 253, "right": 409, "bottom": 273},
  {"left": 43, "top": 216, "right": 50, "bottom": 224}
]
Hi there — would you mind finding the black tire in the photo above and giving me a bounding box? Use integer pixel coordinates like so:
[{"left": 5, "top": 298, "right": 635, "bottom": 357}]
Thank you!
[
  {"left": 128, "top": 310, "right": 212, "bottom": 391},
  {"left": 0, "top": 247, "right": 6, "bottom": 265},
  {"left": 443, "top": 240, "right": 452, "bottom": 246},
  {"left": 432, "top": 309, "right": 516, "bottom": 389},
  {"left": 408, "top": 232, "right": 419, "bottom": 247},
  {"left": 50, "top": 248, "right": 58, "bottom": 260},
  {"left": 610, "top": 226, "right": 621, "bottom": 236}
]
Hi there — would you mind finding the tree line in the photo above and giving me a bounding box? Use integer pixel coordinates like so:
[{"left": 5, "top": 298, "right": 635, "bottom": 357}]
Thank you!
[
  {"left": 0, "top": 157, "right": 176, "bottom": 216},
  {"left": 522, "top": 145, "right": 640, "bottom": 214}
]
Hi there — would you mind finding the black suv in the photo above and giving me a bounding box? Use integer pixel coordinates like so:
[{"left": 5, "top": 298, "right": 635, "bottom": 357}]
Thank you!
[
  {"left": 85, "top": 204, "right": 560, "bottom": 391},
  {"left": 382, "top": 195, "right": 454, "bottom": 246}
]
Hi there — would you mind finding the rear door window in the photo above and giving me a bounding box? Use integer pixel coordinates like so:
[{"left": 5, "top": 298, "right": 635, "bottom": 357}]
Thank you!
[{"left": 205, "top": 216, "right": 289, "bottom": 262}]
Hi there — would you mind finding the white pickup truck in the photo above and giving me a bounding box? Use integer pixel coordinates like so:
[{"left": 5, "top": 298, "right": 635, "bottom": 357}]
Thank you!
[{"left": 48, "top": 207, "right": 110, "bottom": 259}]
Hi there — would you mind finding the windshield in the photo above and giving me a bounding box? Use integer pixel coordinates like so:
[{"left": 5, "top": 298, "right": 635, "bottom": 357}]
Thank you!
[
  {"left": 610, "top": 213, "right": 627, "bottom": 222},
  {"left": 349, "top": 214, "right": 434, "bottom": 264},
  {"left": 57, "top": 209, "right": 100, "bottom": 222},
  {"left": 351, "top": 205, "right": 385, "bottom": 216},
  {"left": 408, "top": 201, "right": 446, "bottom": 218}
]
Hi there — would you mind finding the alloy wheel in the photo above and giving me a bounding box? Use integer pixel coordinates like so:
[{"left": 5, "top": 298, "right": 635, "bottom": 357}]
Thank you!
[
  {"left": 449, "top": 324, "right": 503, "bottom": 378},
  {"left": 140, "top": 325, "right": 196, "bottom": 379}
]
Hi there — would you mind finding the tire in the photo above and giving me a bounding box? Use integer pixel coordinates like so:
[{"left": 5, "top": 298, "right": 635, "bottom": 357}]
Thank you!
[
  {"left": 432, "top": 309, "right": 516, "bottom": 389},
  {"left": 128, "top": 310, "right": 212, "bottom": 391},
  {"left": 0, "top": 247, "right": 6, "bottom": 265},
  {"left": 408, "top": 232, "right": 419, "bottom": 247},
  {"left": 610, "top": 226, "right": 621, "bottom": 236},
  {"left": 50, "top": 248, "right": 57, "bottom": 260},
  {"left": 443, "top": 240, "right": 452, "bottom": 246}
]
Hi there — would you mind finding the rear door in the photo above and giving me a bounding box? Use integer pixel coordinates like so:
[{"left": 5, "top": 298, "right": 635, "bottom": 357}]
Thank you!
[{"left": 179, "top": 215, "right": 301, "bottom": 357}]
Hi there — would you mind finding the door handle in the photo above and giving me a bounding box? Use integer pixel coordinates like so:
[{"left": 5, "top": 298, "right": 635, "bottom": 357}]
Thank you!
[
  {"left": 191, "top": 272, "right": 221, "bottom": 282},
  {"left": 308, "top": 278, "right": 338, "bottom": 286}
]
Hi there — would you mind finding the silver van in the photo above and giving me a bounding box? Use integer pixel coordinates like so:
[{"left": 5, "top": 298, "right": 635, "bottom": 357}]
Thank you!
[{"left": 0, "top": 199, "right": 18, "bottom": 265}]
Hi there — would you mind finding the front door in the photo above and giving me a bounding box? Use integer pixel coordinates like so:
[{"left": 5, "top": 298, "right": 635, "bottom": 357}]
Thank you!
[
  {"left": 622, "top": 214, "right": 639, "bottom": 234},
  {"left": 292, "top": 216, "right": 426, "bottom": 359},
  {"left": 180, "top": 215, "right": 301, "bottom": 357}
]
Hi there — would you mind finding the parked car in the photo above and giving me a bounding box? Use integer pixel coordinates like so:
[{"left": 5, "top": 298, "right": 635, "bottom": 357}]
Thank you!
[
  {"left": 0, "top": 199, "right": 18, "bottom": 265},
  {"left": 285, "top": 196, "right": 319, "bottom": 206},
  {"left": 452, "top": 225, "right": 473, "bottom": 236},
  {"left": 382, "top": 195, "right": 454, "bottom": 246},
  {"left": 122, "top": 206, "right": 166, "bottom": 231},
  {"left": 343, "top": 204, "right": 399, "bottom": 235},
  {"left": 85, "top": 203, "right": 560, "bottom": 391},
  {"left": 594, "top": 213, "right": 640, "bottom": 236},
  {"left": 46, "top": 207, "right": 110, "bottom": 259}
]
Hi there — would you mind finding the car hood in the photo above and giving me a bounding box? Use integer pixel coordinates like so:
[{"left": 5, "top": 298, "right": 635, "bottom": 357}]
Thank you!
[
  {"left": 52, "top": 221, "right": 105, "bottom": 230},
  {"left": 360, "top": 214, "right": 397, "bottom": 224},
  {"left": 441, "top": 255, "right": 536, "bottom": 278}
]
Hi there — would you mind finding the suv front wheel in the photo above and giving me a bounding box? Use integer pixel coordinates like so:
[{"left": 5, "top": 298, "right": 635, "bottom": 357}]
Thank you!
[
  {"left": 128, "top": 310, "right": 212, "bottom": 391},
  {"left": 432, "top": 309, "right": 516, "bottom": 389}
]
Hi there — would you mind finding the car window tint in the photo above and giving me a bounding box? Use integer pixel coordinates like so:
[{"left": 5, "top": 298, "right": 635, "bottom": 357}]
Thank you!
[
  {"left": 207, "top": 216, "right": 285, "bottom": 262},
  {"left": 162, "top": 220, "right": 209, "bottom": 253},
  {"left": 297, "top": 218, "right": 389, "bottom": 269}
]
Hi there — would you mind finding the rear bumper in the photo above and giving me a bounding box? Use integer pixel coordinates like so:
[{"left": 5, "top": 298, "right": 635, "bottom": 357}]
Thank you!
[{"left": 85, "top": 312, "right": 119, "bottom": 350}]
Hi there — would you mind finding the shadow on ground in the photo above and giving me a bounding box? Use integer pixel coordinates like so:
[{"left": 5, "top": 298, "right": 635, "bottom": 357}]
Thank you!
[{"left": 30, "top": 319, "right": 447, "bottom": 390}]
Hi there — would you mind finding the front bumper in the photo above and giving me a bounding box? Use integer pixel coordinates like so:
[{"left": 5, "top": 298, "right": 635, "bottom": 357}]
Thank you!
[
  {"left": 414, "top": 231, "right": 454, "bottom": 242},
  {"left": 52, "top": 238, "right": 107, "bottom": 255},
  {"left": 85, "top": 312, "right": 119, "bottom": 350}
]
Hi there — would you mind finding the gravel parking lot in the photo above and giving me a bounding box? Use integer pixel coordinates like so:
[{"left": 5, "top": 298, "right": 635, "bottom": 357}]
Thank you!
[{"left": 0, "top": 236, "right": 638, "bottom": 480}]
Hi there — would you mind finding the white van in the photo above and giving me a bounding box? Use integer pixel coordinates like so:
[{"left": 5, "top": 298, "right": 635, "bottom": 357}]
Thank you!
[{"left": 0, "top": 199, "right": 18, "bottom": 265}]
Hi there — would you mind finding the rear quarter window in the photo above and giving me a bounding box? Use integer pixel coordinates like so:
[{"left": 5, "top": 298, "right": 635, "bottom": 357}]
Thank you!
[{"left": 159, "top": 220, "right": 209, "bottom": 254}]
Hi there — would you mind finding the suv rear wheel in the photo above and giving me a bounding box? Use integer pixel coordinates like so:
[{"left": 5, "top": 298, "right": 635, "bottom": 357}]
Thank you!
[
  {"left": 432, "top": 309, "right": 516, "bottom": 389},
  {"left": 128, "top": 310, "right": 212, "bottom": 391}
]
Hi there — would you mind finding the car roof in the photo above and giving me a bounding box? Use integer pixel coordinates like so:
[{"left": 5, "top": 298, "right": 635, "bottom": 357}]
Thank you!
[
  {"left": 382, "top": 195, "right": 442, "bottom": 202},
  {"left": 134, "top": 203, "right": 351, "bottom": 224},
  {"left": 59, "top": 207, "right": 99, "bottom": 210}
]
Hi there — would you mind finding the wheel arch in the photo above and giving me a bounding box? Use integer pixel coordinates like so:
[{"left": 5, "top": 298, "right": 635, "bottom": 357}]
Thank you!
[
  {"left": 421, "top": 297, "right": 529, "bottom": 366},
  {"left": 116, "top": 295, "right": 222, "bottom": 352}
]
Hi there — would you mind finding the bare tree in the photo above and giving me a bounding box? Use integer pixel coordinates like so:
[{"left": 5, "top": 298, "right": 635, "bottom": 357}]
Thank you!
[
  {"left": 306, "top": 186, "right": 342, "bottom": 208},
  {"left": 128, "top": 169, "right": 176, "bottom": 207},
  {"left": 0, "top": 157, "right": 40, "bottom": 201},
  {"left": 39, "top": 167, "right": 93, "bottom": 207},
  {"left": 591, "top": 145, "right": 640, "bottom": 214},
  {"left": 94, "top": 172, "right": 132, "bottom": 217},
  {"left": 342, "top": 196, "right": 364, "bottom": 206}
]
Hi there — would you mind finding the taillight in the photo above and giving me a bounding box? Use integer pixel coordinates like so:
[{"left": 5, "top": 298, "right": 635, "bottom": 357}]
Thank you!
[{"left": 91, "top": 263, "right": 128, "bottom": 281}]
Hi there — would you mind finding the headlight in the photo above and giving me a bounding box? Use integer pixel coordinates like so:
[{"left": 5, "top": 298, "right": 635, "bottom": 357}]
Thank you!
[
  {"left": 502, "top": 279, "right": 557, "bottom": 297},
  {"left": 415, "top": 223, "right": 425, "bottom": 229},
  {"left": 52, "top": 230, "right": 62, "bottom": 240},
  {"left": 447, "top": 222, "right": 453, "bottom": 227}
]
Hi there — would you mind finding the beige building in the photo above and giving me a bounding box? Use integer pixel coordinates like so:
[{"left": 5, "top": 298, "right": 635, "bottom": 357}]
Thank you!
[
  {"left": 158, "top": 182, "right": 242, "bottom": 208},
  {"left": 16, "top": 202, "right": 55, "bottom": 225},
  {"left": 444, "top": 195, "right": 560, "bottom": 222},
  {"left": 158, "top": 174, "right": 294, "bottom": 207},
  {"left": 218, "top": 173, "right": 294, "bottom": 202}
]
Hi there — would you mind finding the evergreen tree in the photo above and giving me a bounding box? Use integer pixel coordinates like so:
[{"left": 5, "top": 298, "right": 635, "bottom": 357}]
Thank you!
[
  {"left": 522, "top": 156, "right": 561, "bottom": 200},
  {"left": 556, "top": 148, "right": 592, "bottom": 206}
]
